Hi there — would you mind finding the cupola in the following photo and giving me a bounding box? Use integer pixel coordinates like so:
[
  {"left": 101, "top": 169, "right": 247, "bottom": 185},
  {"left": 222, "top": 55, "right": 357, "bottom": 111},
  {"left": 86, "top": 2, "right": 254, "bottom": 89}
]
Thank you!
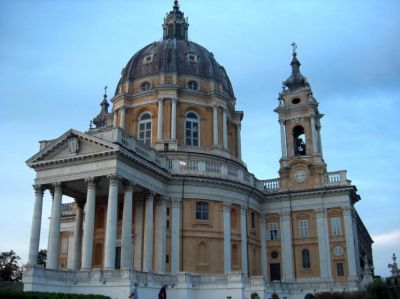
[{"left": 162, "top": 0, "right": 189, "bottom": 40}]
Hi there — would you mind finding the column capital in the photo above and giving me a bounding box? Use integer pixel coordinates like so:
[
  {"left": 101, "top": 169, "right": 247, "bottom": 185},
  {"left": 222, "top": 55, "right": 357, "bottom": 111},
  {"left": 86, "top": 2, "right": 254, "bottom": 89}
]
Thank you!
[
  {"left": 240, "top": 205, "right": 247, "bottom": 215},
  {"left": 315, "top": 208, "right": 327, "bottom": 218},
  {"left": 158, "top": 97, "right": 165, "bottom": 102},
  {"left": 171, "top": 197, "right": 182, "bottom": 208},
  {"left": 121, "top": 105, "right": 127, "bottom": 111},
  {"left": 52, "top": 182, "right": 63, "bottom": 191},
  {"left": 171, "top": 97, "right": 177, "bottom": 103},
  {"left": 145, "top": 191, "right": 157, "bottom": 200},
  {"left": 123, "top": 180, "right": 136, "bottom": 191},
  {"left": 33, "top": 184, "right": 44, "bottom": 195},
  {"left": 107, "top": 173, "right": 120, "bottom": 185},
  {"left": 157, "top": 196, "right": 168, "bottom": 207},
  {"left": 223, "top": 201, "right": 231, "bottom": 212},
  {"left": 342, "top": 205, "right": 353, "bottom": 216},
  {"left": 280, "top": 210, "right": 291, "bottom": 221},
  {"left": 84, "top": 177, "right": 98, "bottom": 187},
  {"left": 258, "top": 215, "right": 266, "bottom": 224}
]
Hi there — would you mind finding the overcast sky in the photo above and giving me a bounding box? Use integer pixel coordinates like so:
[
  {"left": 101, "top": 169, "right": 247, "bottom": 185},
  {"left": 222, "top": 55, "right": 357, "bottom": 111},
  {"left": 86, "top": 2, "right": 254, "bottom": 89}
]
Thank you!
[{"left": 0, "top": 0, "right": 399, "bottom": 277}]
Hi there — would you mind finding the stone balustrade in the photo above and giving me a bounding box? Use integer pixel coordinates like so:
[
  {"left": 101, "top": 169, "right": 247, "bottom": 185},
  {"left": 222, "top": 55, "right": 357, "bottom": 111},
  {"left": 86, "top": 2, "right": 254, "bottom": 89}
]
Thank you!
[
  {"left": 24, "top": 266, "right": 358, "bottom": 293},
  {"left": 326, "top": 170, "right": 351, "bottom": 186},
  {"left": 61, "top": 202, "right": 76, "bottom": 215},
  {"left": 169, "top": 159, "right": 257, "bottom": 188},
  {"left": 262, "top": 178, "right": 280, "bottom": 192}
]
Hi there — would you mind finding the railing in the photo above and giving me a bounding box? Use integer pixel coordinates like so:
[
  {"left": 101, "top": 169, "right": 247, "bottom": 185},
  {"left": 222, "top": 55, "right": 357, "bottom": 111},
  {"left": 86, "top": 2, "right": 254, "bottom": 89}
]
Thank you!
[
  {"left": 262, "top": 178, "right": 280, "bottom": 192},
  {"left": 61, "top": 202, "right": 75, "bottom": 215},
  {"left": 169, "top": 159, "right": 257, "bottom": 188},
  {"left": 326, "top": 170, "right": 350, "bottom": 186}
]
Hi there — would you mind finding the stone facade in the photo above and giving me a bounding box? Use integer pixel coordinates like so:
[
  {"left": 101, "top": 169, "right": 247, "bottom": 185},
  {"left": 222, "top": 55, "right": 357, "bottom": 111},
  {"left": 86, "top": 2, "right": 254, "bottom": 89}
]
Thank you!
[{"left": 23, "top": 2, "right": 373, "bottom": 299}]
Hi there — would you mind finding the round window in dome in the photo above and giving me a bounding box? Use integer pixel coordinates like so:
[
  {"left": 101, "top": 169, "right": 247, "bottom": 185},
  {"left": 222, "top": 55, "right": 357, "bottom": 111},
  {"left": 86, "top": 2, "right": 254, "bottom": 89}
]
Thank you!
[
  {"left": 140, "top": 81, "right": 151, "bottom": 91},
  {"left": 188, "top": 80, "right": 198, "bottom": 90}
]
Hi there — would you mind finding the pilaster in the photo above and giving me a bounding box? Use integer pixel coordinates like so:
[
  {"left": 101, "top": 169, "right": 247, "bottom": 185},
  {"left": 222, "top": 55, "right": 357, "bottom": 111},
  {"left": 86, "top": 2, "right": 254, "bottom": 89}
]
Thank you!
[
  {"left": 223, "top": 202, "right": 232, "bottom": 273},
  {"left": 171, "top": 197, "right": 182, "bottom": 273}
]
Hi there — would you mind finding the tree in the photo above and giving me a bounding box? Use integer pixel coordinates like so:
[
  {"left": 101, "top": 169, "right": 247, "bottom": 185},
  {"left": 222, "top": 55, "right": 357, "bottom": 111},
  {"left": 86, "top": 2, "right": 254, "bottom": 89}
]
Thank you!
[
  {"left": 37, "top": 249, "right": 47, "bottom": 267},
  {"left": 0, "top": 250, "right": 22, "bottom": 281}
]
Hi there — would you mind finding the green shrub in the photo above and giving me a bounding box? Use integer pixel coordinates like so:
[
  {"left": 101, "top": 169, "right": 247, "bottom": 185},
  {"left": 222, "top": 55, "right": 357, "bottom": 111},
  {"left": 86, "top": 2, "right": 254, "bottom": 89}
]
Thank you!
[{"left": 366, "top": 278, "right": 389, "bottom": 299}]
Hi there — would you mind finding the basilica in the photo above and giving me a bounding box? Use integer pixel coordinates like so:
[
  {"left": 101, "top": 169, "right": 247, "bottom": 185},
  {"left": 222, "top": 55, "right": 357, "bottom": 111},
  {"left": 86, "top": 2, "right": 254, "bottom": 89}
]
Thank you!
[{"left": 23, "top": 2, "right": 373, "bottom": 299}]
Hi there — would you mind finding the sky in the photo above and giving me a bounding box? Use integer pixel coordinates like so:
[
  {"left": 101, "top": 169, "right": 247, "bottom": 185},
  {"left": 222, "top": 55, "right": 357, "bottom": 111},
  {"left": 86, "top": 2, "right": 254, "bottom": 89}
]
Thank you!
[{"left": 0, "top": 0, "right": 399, "bottom": 278}]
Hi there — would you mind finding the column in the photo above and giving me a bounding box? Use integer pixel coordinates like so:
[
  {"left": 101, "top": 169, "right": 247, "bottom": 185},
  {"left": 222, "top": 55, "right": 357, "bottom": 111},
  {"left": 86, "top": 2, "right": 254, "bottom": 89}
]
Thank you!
[
  {"left": 72, "top": 200, "right": 84, "bottom": 270},
  {"left": 316, "top": 208, "right": 332, "bottom": 280},
  {"left": 240, "top": 206, "right": 248, "bottom": 276},
  {"left": 223, "top": 108, "right": 228, "bottom": 149},
  {"left": 143, "top": 192, "right": 154, "bottom": 272},
  {"left": 27, "top": 185, "right": 44, "bottom": 265},
  {"left": 133, "top": 198, "right": 143, "bottom": 270},
  {"left": 113, "top": 110, "right": 118, "bottom": 128},
  {"left": 213, "top": 105, "right": 218, "bottom": 146},
  {"left": 259, "top": 216, "right": 267, "bottom": 277},
  {"left": 104, "top": 175, "right": 119, "bottom": 269},
  {"left": 121, "top": 182, "right": 134, "bottom": 269},
  {"left": 311, "top": 116, "right": 318, "bottom": 154},
  {"left": 157, "top": 98, "right": 164, "bottom": 141},
  {"left": 317, "top": 125, "right": 323, "bottom": 157},
  {"left": 280, "top": 210, "right": 294, "bottom": 281},
  {"left": 120, "top": 106, "right": 126, "bottom": 130},
  {"left": 279, "top": 120, "right": 287, "bottom": 159},
  {"left": 171, "top": 98, "right": 177, "bottom": 140},
  {"left": 81, "top": 177, "right": 96, "bottom": 269},
  {"left": 171, "top": 198, "right": 181, "bottom": 273},
  {"left": 236, "top": 124, "right": 242, "bottom": 160},
  {"left": 155, "top": 196, "right": 167, "bottom": 273},
  {"left": 343, "top": 206, "right": 358, "bottom": 279},
  {"left": 47, "top": 183, "right": 63, "bottom": 269},
  {"left": 223, "top": 202, "right": 232, "bottom": 273}
]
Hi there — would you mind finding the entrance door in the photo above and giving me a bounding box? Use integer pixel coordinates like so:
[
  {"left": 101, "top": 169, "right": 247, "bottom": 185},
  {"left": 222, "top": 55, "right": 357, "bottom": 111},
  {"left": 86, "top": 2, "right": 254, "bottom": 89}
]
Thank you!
[
  {"left": 115, "top": 247, "right": 121, "bottom": 269},
  {"left": 270, "top": 263, "right": 281, "bottom": 281}
]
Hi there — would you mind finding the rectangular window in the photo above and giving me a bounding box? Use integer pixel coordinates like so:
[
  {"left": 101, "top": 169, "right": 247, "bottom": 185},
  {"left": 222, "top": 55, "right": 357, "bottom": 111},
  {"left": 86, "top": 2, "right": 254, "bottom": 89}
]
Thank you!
[
  {"left": 269, "top": 223, "right": 279, "bottom": 240},
  {"left": 61, "top": 238, "right": 68, "bottom": 254},
  {"left": 331, "top": 217, "right": 342, "bottom": 236},
  {"left": 299, "top": 219, "right": 309, "bottom": 238},
  {"left": 166, "top": 219, "right": 170, "bottom": 229},
  {"left": 166, "top": 254, "right": 170, "bottom": 263},
  {"left": 166, "top": 207, "right": 170, "bottom": 216},
  {"left": 337, "top": 263, "right": 344, "bottom": 276},
  {"left": 196, "top": 202, "right": 209, "bottom": 220}
]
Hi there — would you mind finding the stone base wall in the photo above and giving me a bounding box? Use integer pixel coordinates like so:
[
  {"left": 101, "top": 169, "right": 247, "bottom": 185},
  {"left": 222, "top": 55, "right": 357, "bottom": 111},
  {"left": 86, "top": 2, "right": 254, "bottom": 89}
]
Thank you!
[{"left": 23, "top": 266, "right": 360, "bottom": 299}]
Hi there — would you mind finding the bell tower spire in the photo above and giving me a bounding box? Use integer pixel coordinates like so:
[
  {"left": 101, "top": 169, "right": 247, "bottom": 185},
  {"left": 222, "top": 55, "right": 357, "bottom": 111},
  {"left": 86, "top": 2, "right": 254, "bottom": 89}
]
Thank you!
[
  {"left": 162, "top": 0, "right": 189, "bottom": 40},
  {"left": 275, "top": 45, "right": 326, "bottom": 191}
]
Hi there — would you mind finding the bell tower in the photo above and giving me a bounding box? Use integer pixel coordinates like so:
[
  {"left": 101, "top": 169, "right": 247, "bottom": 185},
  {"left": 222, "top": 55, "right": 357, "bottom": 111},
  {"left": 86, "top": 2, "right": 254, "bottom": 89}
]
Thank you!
[{"left": 275, "top": 44, "right": 327, "bottom": 191}]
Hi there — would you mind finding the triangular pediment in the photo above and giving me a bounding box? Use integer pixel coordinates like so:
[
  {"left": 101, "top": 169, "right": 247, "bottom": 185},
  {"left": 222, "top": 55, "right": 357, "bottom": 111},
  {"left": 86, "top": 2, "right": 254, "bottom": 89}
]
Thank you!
[{"left": 26, "top": 129, "right": 119, "bottom": 167}]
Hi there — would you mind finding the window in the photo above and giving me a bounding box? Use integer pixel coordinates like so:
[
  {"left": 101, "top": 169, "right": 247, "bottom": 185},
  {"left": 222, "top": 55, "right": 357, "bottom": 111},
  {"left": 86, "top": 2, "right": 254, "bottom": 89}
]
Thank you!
[
  {"left": 138, "top": 113, "right": 152, "bottom": 145},
  {"left": 301, "top": 249, "right": 311, "bottom": 269},
  {"left": 186, "top": 54, "right": 198, "bottom": 62},
  {"left": 140, "top": 81, "right": 151, "bottom": 91},
  {"left": 143, "top": 55, "right": 153, "bottom": 64},
  {"left": 196, "top": 202, "right": 209, "bottom": 220},
  {"left": 337, "top": 262, "right": 344, "bottom": 276},
  {"left": 331, "top": 217, "right": 342, "bottom": 236},
  {"left": 251, "top": 212, "right": 255, "bottom": 229},
  {"left": 299, "top": 219, "right": 309, "bottom": 238},
  {"left": 61, "top": 238, "right": 68, "bottom": 254},
  {"left": 185, "top": 111, "right": 199, "bottom": 146},
  {"left": 166, "top": 220, "right": 170, "bottom": 229},
  {"left": 269, "top": 223, "right": 279, "bottom": 240},
  {"left": 188, "top": 80, "right": 198, "bottom": 90},
  {"left": 167, "top": 207, "right": 170, "bottom": 216},
  {"left": 166, "top": 254, "right": 170, "bottom": 264},
  {"left": 293, "top": 125, "right": 306, "bottom": 156}
]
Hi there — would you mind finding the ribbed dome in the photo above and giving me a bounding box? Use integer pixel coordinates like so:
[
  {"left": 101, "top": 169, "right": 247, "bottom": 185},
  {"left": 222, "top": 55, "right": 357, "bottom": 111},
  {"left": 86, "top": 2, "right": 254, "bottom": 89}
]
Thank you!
[{"left": 115, "top": 39, "right": 235, "bottom": 98}]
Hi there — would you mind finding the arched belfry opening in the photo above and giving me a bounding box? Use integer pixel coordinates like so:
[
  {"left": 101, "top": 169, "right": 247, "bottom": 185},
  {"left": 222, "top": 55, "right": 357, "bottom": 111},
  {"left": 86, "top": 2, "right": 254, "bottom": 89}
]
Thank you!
[{"left": 293, "top": 125, "right": 306, "bottom": 156}]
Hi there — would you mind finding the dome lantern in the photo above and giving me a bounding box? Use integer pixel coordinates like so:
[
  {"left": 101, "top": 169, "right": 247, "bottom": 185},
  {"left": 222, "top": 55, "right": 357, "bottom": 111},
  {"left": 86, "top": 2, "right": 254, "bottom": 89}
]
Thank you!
[{"left": 162, "top": 0, "right": 189, "bottom": 40}]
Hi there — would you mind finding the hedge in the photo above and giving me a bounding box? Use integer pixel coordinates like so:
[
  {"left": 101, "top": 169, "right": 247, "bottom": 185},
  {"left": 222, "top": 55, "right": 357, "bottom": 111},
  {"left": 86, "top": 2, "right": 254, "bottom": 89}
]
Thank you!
[{"left": 0, "top": 290, "right": 111, "bottom": 299}]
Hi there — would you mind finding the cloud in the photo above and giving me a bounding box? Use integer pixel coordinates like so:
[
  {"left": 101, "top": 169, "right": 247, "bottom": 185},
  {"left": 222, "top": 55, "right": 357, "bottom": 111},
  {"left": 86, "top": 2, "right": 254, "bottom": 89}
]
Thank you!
[{"left": 373, "top": 229, "right": 400, "bottom": 247}]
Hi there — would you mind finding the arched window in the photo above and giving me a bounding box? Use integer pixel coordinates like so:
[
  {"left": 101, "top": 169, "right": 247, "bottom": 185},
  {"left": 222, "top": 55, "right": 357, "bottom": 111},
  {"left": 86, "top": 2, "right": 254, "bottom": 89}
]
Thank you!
[
  {"left": 196, "top": 202, "right": 208, "bottom": 220},
  {"left": 140, "top": 81, "right": 151, "bottom": 91},
  {"left": 188, "top": 80, "right": 198, "bottom": 90},
  {"left": 293, "top": 125, "right": 306, "bottom": 156},
  {"left": 231, "top": 208, "right": 239, "bottom": 230},
  {"left": 138, "top": 112, "right": 152, "bottom": 145},
  {"left": 302, "top": 249, "right": 311, "bottom": 269},
  {"left": 176, "top": 23, "right": 182, "bottom": 38},
  {"left": 168, "top": 24, "right": 173, "bottom": 37},
  {"left": 185, "top": 111, "right": 199, "bottom": 146}
]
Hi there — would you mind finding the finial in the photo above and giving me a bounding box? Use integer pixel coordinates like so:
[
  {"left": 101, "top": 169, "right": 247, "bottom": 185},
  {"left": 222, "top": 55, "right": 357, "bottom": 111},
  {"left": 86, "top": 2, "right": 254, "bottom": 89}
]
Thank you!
[
  {"left": 173, "top": 0, "right": 179, "bottom": 9},
  {"left": 104, "top": 85, "right": 108, "bottom": 98},
  {"left": 291, "top": 42, "right": 297, "bottom": 56}
]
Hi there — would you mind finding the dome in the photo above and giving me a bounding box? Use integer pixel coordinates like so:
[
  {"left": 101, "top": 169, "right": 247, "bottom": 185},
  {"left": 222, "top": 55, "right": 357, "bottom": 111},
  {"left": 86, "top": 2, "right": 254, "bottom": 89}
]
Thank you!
[{"left": 115, "top": 1, "right": 234, "bottom": 99}]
